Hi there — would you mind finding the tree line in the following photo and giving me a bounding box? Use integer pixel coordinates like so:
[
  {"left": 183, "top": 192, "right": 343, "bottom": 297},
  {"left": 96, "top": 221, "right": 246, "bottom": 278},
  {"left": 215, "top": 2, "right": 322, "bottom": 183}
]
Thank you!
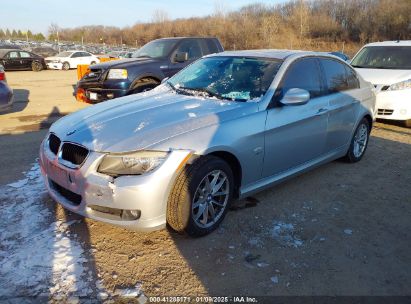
[
  {"left": 0, "top": 29, "right": 45, "bottom": 41},
  {"left": 4, "top": 0, "right": 411, "bottom": 54}
]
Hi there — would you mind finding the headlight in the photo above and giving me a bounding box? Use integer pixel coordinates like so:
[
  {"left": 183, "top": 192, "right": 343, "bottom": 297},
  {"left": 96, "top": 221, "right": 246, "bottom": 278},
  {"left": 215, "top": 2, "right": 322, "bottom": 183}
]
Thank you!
[
  {"left": 98, "top": 151, "right": 168, "bottom": 176},
  {"left": 107, "top": 69, "right": 128, "bottom": 79},
  {"left": 387, "top": 79, "right": 411, "bottom": 91}
]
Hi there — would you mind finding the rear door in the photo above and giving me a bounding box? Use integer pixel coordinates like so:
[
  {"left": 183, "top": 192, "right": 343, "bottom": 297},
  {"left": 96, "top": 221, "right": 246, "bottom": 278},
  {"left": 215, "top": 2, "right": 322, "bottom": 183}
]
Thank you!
[
  {"left": 263, "top": 57, "right": 329, "bottom": 178},
  {"left": 166, "top": 39, "right": 203, "bottom": 77},
  {"left": 318, "top": 58, "right": 359, "bottom": 152}
]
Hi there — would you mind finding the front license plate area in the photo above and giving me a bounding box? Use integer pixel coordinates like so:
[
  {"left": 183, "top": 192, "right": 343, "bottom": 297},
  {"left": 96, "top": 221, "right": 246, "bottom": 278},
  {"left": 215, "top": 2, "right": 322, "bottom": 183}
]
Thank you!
[
  {"left": 48, "top": 162, "right": 70, "bottom": 189},
  {"left": 89, "top": 92, "right": 98, "bottom": 100}
]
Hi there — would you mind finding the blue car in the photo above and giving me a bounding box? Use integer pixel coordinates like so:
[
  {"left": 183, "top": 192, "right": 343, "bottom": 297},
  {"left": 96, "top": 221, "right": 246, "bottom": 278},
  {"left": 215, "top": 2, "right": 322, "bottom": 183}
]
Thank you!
[{"left": 0, "top": 64, "right": 13, "bottom": 112}]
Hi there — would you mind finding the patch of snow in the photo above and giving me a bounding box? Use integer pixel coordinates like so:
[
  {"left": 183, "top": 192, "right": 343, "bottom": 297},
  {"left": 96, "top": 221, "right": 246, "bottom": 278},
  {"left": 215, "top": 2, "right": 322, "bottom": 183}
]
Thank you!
[
  {"left": 270, "top": 276, "right": 279, "bottom": 284},
  {"left": 7, "top": 178, "right": 28, "bottom": 188},
  {"left": 134, "top": 121, "right": 148, "bottom": 132},
  {"left": 344, "top": 229, "right": 353, "bottom": 235},
  {"left": 115, "top": 282, "right": 143, "bottom": 298},
  {"left": 188, "top": 112, "right": 197, "bottom": 118},
  {"left": 0, "top": 163, "right": 95, "bottom": 299},
  {"left": 184, "top": 103, "right": 201, "bottom": 109},
  {"left": 270, "top": 221, "right": 304, "bottom": 248}
]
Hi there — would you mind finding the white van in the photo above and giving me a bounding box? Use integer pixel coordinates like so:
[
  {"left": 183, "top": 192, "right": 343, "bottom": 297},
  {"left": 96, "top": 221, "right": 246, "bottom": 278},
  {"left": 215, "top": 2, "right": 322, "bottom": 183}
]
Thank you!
[{"left": 351, "top": 41, "right": 411, "bottom": 127}]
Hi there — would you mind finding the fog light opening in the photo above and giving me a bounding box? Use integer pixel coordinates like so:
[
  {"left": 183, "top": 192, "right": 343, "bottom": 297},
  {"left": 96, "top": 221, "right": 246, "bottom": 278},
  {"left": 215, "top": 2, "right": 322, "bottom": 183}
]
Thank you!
[
  {"left": 121, "top": 209, "right": 141, "bottom": 221},
  {"left": 107, "top": 93, "right": 114, "bottom": 99}
]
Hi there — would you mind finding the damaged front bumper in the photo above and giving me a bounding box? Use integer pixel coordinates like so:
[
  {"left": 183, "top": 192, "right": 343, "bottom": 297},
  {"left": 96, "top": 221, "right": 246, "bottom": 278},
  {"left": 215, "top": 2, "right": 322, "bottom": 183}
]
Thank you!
[{"left": 39, "top": 138, "right": 192, "bottom": 231}]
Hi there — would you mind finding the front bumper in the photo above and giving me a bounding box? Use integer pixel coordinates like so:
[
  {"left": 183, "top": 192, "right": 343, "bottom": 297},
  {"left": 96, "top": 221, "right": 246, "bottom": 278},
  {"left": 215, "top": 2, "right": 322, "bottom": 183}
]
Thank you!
[
  {"left": 39, "top": 138, "right": 192, "bottom": 231},
  {"left": 375, "top": 88, "right": 411, "bottom": 121},
  {"left": 75, "top": 79, "right": 130, "bottom": 103},
  {"left": 46, "top": 62, "right": 63, "bottom": 70}
]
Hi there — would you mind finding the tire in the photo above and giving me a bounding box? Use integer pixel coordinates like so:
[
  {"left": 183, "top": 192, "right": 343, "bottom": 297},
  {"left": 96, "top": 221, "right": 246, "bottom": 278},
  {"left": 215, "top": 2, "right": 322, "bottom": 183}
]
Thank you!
[
  {"left": 343, "top": 118, "right": 370, "bottom": 163},
  {"left": 62, "top": 62, "right": 70, "bottom": 70},
  {"left": 167, "top": 156, "right": 234, "bottom": 237},
  {"left": 130, "top": 79, "right": 159, "bottom": 94},
  {"left": 404, "top": 119, "right": 411, "bottom": 128},
  {"left": 90, "top": 61, "right": 96, "bottom": 65},
  {"left": 31, "top": 61, "right": 43, "bottom": 72}
]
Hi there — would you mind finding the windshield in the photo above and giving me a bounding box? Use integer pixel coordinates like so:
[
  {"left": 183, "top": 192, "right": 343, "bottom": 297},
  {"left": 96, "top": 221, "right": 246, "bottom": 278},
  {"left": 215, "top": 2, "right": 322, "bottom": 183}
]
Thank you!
[
  {"left": 167, "top": 56, "right": 282, "bottom": 101},
  {"left": 351, "top": 46, "right": 411, "bottom": 69},
  {"left": 56, "top": 51, "right": 73, "bottom": 58},
  {"left": 132, "top": 39, "right": 178, "bottom": 59}
]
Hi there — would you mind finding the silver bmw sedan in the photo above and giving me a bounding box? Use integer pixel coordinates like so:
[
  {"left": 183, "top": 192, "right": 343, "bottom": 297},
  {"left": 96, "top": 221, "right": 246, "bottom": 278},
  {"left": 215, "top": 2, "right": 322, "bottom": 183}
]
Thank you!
[{"left": 39, "top": 50, "right": 376, "bottom": 236}]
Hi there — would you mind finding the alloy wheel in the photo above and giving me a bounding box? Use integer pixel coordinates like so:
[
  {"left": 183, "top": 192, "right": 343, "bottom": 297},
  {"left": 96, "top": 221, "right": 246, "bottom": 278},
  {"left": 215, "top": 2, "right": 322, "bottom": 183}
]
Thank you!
[
  {"left": 192, "top": 170, "right": 229, "bottom": 228},
  {"left": 353, "top": 123, "right": 368, "bottom": 158}
]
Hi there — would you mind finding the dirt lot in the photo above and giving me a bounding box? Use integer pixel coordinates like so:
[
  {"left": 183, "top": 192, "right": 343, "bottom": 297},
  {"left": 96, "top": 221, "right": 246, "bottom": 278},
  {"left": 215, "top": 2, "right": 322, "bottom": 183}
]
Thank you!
[{"left": 0, "top": 71, "right": 410, "bottom": 302}]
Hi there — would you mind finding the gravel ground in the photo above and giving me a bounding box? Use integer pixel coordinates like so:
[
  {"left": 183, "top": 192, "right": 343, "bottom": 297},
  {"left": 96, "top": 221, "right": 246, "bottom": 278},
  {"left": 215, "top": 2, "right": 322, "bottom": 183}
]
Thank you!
[{"left": 0, "top": 71, "right": 410, "bottom": 301}]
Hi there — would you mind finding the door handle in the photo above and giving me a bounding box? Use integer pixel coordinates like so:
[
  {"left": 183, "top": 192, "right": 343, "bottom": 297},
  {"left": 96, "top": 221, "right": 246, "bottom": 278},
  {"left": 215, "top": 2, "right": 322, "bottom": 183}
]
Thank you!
[{"left": 316, "top": 108, "right": 328, "bottom": 115}]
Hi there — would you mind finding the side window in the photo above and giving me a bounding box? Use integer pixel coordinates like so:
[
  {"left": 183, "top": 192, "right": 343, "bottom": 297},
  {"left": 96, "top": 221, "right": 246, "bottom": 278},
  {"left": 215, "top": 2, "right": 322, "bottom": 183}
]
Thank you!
[
  {"left": 81, "top": 52, "right": 91, "bottom": 57},
  {"left": 279, "top": 58, "right": 322, "bottom": 99},
  {"left": 175, "top": 40, "right": 202, "bottom": 61},
  {"left": 345, "top": 65, "right": 360, "bottom": 90},
  {"left": 20, "top": 52, "right": 31, "bottom": 58},
  {"left": 71, "top": 52, "right": 81, "bottom": 58},
  {"left": 7, "top": 51, "right": 19, "bottom": 59},
  {"left": 205, "top": 39, "right": 220, "bottom": 54},
  {"left": 320, "top": 58, "right": 349, "bottom": 93}
]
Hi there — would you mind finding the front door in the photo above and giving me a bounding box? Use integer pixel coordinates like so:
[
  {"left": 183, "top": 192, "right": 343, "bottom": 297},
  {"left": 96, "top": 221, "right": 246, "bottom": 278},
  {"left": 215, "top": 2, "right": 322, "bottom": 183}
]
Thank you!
[
  {"left": 263, "top": 57, "right": 329, "bottom": 178},
  {"left": 4, "top": 51, "right": 22, "bottom": 70}
]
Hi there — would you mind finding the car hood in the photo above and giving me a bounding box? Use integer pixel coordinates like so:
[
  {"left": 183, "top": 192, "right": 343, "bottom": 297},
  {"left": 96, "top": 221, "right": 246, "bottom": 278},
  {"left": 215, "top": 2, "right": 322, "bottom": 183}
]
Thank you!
[
  {"left": 90, "top": 57, "right": 160, "bottom": 70},
  {"left": 50, "top": 87, "right": 257, "bottom": 153},
  {"left": 355, "top": 68, "right": 411, "bottom": 85}
]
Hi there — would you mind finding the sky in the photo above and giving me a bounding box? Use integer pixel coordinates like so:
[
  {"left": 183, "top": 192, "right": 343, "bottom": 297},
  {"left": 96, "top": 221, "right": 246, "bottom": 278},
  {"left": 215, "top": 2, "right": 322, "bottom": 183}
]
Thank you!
[{"left": 2, "top": 0, "right": 286, "bottom": 34}]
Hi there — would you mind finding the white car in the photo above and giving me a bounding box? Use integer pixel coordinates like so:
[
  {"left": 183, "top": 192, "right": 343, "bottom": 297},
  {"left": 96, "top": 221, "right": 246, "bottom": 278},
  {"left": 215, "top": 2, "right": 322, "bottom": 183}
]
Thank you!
[
  {"left": 351, "top": 40, "right": 411, "bottom": 127},
  {"left": 45, "top": 51, "right": 99, "bottom": 70}
]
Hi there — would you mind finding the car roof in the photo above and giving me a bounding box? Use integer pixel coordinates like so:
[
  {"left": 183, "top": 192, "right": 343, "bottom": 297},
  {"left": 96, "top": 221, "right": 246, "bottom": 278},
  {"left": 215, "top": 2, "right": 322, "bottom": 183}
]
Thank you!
[
  {"left": 211, "top": 49, "right": 339, "bottom": 60},
  {"left": 362, "top": 40, "right": 411, "bottom": 47}
]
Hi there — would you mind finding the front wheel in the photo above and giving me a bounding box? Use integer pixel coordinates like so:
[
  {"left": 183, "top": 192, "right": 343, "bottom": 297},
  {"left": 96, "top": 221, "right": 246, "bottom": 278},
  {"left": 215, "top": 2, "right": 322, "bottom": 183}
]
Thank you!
[
  {"left": 62, "top": 62, "right": 70, "bottom": 70},
  {"left": 343, "top": 118, "right": 370, "bottom": 163},
  {"left": 167, "top": 156, "right": 234, "bottom": 237}
]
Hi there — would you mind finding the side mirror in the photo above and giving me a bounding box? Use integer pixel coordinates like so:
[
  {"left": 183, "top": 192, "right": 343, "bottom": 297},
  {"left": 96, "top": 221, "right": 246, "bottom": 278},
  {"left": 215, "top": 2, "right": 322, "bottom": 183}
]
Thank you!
[
  {"left": 175, "top": 52, "right": 188, "bottom": 63},
  {"left": 161, "top": 77, "right": 169, "bottom": 84},
  {"left": 280, "top": 88, "right": 310, "bottom": 106}
]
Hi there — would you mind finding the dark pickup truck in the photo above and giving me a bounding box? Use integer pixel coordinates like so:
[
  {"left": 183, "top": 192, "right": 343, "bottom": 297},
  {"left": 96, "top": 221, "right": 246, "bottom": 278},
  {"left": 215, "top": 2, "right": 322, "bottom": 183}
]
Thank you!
[{"left": 75, "top": 37, "right": 224, "bottom": 103}]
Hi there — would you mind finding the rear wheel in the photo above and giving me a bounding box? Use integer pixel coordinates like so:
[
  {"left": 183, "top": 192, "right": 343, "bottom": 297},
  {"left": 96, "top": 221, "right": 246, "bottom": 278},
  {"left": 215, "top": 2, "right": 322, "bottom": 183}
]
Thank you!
[
  {"left": 31, "top": 61, "right": 43, "bottom": 72},
  {"left": 343, "top": 118, "right": 370, "bottom": 163},
  {"left": 167, "top": 156, "right": 234, "bottom": 237},
  {"left": 62, "top": 62, "right": 70, "bottom": 70},
  {"left": 130, "top": 78, "right": 159, "bottom": 94},
  {"left": 90, "top": 61, "right": 96, "bottom": 65}
]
